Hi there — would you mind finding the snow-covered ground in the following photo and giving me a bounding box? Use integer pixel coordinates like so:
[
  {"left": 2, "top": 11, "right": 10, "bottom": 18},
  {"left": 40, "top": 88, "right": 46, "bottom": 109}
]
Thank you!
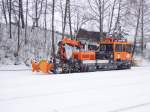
[{"left": 0, "top": 65, "right": 150, "bottom": 112}]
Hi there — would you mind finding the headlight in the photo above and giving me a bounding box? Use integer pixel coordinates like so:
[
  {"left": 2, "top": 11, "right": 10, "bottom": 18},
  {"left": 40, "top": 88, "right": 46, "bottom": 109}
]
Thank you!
[{"left": 117, "top": 54, "right": 121, "bottom": 59}]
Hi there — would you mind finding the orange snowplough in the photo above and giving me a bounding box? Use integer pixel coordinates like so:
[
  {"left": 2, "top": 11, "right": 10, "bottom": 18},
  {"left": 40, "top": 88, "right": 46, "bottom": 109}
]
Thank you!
[
  {"left": 32, "top": 37, "right": 133, "bottom": 74},
  {"left": 32, "top": 60, "right": 54, "bottom": 73}
]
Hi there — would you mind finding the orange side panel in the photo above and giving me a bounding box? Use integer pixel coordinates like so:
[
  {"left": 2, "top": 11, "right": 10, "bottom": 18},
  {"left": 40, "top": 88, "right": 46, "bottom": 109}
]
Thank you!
[
  {"left": 72, "top": 52, "right": 79, "bottom": 59},
  {"left": 126, "top": 53, "right": 132, "bottom": 61},
  {"left": 114, "top": 52, "right": 132, "bottom": 61},
  {"left": 73, "top": 52, "right": 96, "bottom": 60}
]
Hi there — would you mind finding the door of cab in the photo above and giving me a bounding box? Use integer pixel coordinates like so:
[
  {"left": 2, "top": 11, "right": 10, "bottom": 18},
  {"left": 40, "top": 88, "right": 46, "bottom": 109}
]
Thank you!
[{"left": 114, "top": 44, "right": 127, "bottom": 61}]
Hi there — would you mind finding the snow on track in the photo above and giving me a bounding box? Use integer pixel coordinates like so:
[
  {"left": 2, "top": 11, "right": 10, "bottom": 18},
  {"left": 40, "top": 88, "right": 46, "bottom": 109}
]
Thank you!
[
  {"left": 110, "top": 102, "right": 150, "bottom": 112},
  {"left": 0, "top": 65, "right": 31, "bottom": 71},
  {"left": 0, "top": 66, "right": 150, "bottom": 112}
]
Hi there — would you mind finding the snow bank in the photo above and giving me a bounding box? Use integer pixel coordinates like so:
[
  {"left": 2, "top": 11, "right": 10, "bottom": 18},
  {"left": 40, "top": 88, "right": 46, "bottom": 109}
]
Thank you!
[{"left": 0, "top": 65, "right": 31, "bottom": 71}]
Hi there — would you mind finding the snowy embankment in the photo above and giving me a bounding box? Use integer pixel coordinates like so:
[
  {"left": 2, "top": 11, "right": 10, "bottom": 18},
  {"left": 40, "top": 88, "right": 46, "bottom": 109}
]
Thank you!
[
  {"left": 0, "top": 65, "right": 31, "bottom": 71},
  {"left": 0, "top": 23, "right": 62, "bottom": 65},
  {"left": 0, "top": 65, "right": 150, "bottom": 112}
]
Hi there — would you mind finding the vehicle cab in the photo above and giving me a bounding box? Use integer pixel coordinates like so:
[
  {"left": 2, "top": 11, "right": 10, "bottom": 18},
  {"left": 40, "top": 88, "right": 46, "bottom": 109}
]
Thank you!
[{"left": 96, "top": 38, "right": 132, "bottom": 69}]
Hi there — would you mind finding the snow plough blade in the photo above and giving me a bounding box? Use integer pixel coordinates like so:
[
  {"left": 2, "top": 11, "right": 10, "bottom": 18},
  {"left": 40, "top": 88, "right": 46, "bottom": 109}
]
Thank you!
[{"left": 32, "top": 60, "right": 54, "bottom": 73}]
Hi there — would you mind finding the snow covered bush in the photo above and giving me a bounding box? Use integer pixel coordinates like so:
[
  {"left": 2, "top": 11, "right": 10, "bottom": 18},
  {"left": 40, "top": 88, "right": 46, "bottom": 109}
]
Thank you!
[{"left": 0, "top": 23, "right": 61, "bottom": 65}]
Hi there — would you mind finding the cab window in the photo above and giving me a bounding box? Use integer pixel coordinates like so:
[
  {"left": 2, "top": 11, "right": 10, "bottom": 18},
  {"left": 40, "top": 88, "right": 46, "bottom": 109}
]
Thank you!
[
  {"left": 126, "top": 44, "right": 132, "bottom": 53},
  {"left": 115, "top": 44, "right": 123, "bottom": 52},
  {"left": 100, "top": 44, "right": 113, "bottom": 52},
  {"left": 123, "top": 45, "right": 126, "bottom": 52}
]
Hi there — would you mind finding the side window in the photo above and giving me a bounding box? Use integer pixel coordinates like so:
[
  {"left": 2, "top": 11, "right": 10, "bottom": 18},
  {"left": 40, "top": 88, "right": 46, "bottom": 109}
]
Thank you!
[
  {"left": 123, "top": 45, "right": 126, "bottom": 52},
  {"left": 100, "top": 45, "right": 106, "bottom": 51},
  {"left": 107, "top": 44, "right": 113, "bottom": 51},
  {"left": 126, "top": 44, "right": 132, "bottom": 53}
]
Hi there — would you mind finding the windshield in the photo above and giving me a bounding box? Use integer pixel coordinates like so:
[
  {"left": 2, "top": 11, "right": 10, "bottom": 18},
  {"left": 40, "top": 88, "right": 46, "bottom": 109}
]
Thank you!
[
  {"left": 64, "top": 45, "right": 79, "bottom": 59},
  {"left": 115, "top": 44, "right": 123, "bottom": 52},
  {"left": 100, "top": 44, "right": 113, "bottom": 52},
  {"left": 64, "top": 45, "right": 73, "bottom": 59},
  {"left": 115, "top": 44, "right": 129, "bottom": 52}
]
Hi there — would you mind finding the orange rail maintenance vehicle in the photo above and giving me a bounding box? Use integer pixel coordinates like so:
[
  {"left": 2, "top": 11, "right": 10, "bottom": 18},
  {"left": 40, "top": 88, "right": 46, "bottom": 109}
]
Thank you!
[
  {"left": 32, "top": 37, "right": 132, "bottom": 74},
  {"left": 96, "top": 38, "right": 132, "bottom": 70}
]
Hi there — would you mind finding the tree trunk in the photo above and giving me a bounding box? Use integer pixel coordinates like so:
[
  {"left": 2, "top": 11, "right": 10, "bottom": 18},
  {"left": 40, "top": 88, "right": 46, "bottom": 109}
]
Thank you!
[
  {"left": 35, "top": 0, "right": 38, "bottom": 27},
  {"left": 19, "top": 0, "right": 25, "bottom": 28},
  {"left": 44, "top": 0, "right": 47, "bottom": 46},
  {"left": 9, "top": 0, "right": 12, "bottom": 39},
  {"left": 98, "top": 0, "right": 103, "bottom": 40},
  {"left": 141, "top": 0, "right": 144, "bottom": 55},
  {"left": 17, "top": 0, "right": 21, "bottom": 56},
  {"left": 132, "top": 7, "right": 141, "bottom": 58},
  {"left": 101, "top": 0, "right": 105, "bottom": 36},
  {"left": 25, "top": 0, "right": 28, "bottom": 45},
  {"left": 51, "top": 0, "right": 56, "bottom": 72},
  {"left": 109, "top": 0, "right": 117, "bottom": 34},
  {"left": 68, "top": 0, "right": 72, "bottom": 39},
  {"left": 60, "top": 0, "right": 64, "bottom": 36},
  {"left": 114, "top": 0, "right": 122, "bottom": 34},
  {"left": 62, "top": 0, "right": 68, "bottom": 39},
  {"left": 2, "top": 0, "right": 8, "bottom": 24}
]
